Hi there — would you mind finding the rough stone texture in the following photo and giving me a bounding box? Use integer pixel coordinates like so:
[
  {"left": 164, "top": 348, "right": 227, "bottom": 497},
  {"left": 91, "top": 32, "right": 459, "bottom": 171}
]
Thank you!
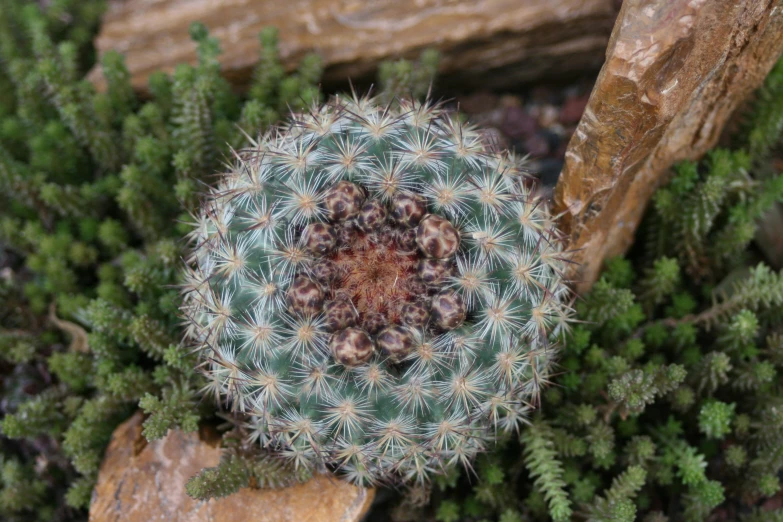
[
  {"left": 88, "top": 0, "right": 618, "bottom": 92},
  {"left": 89, "top": 412, "right": 374, "bottom": 522},
  {"left": 554, "top": 0, "right": 783, "bottom": 292}
]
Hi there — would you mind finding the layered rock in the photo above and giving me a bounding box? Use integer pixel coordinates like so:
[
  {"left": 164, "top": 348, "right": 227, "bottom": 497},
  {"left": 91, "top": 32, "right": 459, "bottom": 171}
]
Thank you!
[
  {"left": 88, "top": 0, "right": 618, "bottom": 92},
  {"left": 554, "top": 0, "right": 783, "bottom": 291}
]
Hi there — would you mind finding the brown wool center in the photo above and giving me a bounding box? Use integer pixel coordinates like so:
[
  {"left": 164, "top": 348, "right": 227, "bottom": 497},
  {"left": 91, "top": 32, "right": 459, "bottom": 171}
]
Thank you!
[{"left": 329, "top": 232, "right": 421, "bottom": 325}]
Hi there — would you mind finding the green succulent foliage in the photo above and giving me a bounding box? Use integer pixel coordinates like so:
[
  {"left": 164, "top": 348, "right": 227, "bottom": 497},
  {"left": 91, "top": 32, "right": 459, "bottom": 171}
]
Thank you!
[
  {"left": 184, "top": 438, "right": 314, "bottom": 501},
  {"left": 697, "top": 401, "right": 735, "bottom": 439},
  {"left": 186, "top": 454, "right": 252, "bottom": 500},
  {"left": 520, "top": 421, "right": 572, "bottom": 522},
  {"left": 431, "top": 57, "right": 783, "bottom": 522},
  {"left": 745, "top": 58, "right": 783, "bottom": 160},
  {"left": 377, "top": 48, "right": 440, "bottom": 103},
  {"left": 0, "top": 457, "right": 49, "bottom": 520}
]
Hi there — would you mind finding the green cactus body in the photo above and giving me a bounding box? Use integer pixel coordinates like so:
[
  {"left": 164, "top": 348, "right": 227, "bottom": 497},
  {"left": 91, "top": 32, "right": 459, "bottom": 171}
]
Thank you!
[{"left": 183, "top": 95, "right": 572, "bottom": 485}]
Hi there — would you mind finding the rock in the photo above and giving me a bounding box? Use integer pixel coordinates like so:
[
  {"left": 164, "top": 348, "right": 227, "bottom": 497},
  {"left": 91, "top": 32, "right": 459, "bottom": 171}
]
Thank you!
[
  {"left": 89, "top": 412, "right": 374, "bottom": 522},
  {"left": 554, "top": 0, "right": 783, "bottom": 293},
  {"left": 88, "top": 0, "right": 618, "bottom": 92}
]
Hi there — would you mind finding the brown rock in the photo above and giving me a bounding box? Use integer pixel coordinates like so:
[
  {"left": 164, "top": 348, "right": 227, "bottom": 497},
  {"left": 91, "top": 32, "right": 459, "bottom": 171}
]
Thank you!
[
  {"left": 89, "top": 412, "right": 374, "bottom": 522},
  {"left": 554, "top": 0, "right": 783, "bottom": 292},
  {"left": 88, "top": 0, "right": 618, "bottom": 92}
]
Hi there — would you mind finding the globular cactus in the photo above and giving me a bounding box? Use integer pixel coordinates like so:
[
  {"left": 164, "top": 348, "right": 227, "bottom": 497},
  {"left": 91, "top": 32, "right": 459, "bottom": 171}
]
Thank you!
[{"left": 182, "top": 94, "right": 573, "bottom": 486}]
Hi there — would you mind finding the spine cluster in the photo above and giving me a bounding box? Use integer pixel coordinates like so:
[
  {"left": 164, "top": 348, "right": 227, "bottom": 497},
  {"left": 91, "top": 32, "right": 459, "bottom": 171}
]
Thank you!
[{"left": 183, "top": 95, "right": 573, "bottom": 484}]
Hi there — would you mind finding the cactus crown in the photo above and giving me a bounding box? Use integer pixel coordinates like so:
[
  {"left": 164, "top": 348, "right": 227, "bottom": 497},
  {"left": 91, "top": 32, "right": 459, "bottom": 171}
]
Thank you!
[{"left": 182, "top": 94, "right": 573, "bottom": 485}]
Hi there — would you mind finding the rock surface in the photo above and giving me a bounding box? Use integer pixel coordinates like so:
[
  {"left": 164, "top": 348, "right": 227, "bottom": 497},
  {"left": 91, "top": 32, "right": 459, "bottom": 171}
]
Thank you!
[
  {"left": 554, "top": 0, "right": 783, "bottom": 292},
  {"left": 88, "top": 0, "right": 618, "bottom": 92},
  {"left": 89, "top": 412, "right": 374, "bottom": 522}
]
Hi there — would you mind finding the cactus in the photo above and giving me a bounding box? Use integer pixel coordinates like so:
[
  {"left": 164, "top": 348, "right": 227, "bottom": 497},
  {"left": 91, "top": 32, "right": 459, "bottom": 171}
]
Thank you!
[{"left": 182, "top": 94, "right": 573, "bottom": 485}]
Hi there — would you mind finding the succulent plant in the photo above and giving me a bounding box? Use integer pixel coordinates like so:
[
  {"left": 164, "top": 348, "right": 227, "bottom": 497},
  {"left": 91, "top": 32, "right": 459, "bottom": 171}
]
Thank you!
[{"left": 182, "top": 95, "right": 573, "bottom": 485}]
